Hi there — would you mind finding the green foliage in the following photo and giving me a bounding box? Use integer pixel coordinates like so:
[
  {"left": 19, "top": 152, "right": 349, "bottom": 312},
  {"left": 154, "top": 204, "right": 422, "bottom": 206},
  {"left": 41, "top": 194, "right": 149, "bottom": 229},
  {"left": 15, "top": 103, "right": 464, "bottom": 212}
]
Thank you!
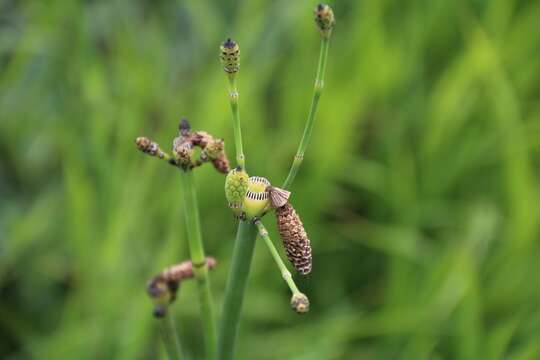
[{"left": 2, "top": 0, "right": 540, "bottom": 359}]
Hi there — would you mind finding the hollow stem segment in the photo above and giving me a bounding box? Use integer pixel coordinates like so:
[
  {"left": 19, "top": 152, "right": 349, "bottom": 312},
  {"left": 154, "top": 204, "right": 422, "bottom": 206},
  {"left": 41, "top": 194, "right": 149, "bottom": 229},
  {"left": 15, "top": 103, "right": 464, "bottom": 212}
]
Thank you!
[
  {"left": 217, "top": 221, "right": 258, "bottom": 360},
  {"left": 158, "top": 315, "right": 183, "bottom": 360},
  {"left": 179, "top": 170, "right": 217, "bottom": 359},
  {"left": 254, "top": 220, "right": 301, "bottom": 295},
  {"left": 282, "top": 36, "right": 330, "bottom": 190},
  {"left": 228, "top": 75, "right": 245, "bottom": 169}
]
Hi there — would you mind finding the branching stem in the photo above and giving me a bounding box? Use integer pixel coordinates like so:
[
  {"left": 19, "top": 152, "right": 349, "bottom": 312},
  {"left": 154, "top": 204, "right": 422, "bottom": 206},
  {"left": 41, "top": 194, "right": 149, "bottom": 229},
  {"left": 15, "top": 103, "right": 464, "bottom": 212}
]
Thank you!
[
  {"left": 179, "top": 170, "right": 217, "bottom": 359},
  {"left": 218, "top": 29, "right": 331, "bottom": 360},
  {"left": 282, "top": 37, "right": 330, "bottom": 190},
  {"left": 254, "top": 220, "right": 301, "bottom": 295}
]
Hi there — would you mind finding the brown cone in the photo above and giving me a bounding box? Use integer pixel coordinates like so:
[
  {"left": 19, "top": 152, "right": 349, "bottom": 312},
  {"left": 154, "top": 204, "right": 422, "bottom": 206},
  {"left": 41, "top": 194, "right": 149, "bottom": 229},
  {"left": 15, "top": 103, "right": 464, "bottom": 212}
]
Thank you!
[
  {"left": 160, "top": 257, "right": 217, "bottom": 283},
  {"left": 212, "top": 152, "right": 230, "bottom": 174},
  {"left": 189, "top": 131, "right": 213, "bottom": 147},
  {"left": 276, "top": 203, "right": 312, "bottom": 275},
  {"left": 147, "top": 257, "right": 217, "bottom": 305}
]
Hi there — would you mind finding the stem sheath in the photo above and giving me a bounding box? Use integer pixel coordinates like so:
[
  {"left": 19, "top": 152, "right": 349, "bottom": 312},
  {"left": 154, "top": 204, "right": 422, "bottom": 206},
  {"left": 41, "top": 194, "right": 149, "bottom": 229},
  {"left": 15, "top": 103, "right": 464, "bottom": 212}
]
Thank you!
[
  {"left": 179, "top": 171, "right": 217, "bottom": 359},
  {"left": 282, "top": 37, "right": 330, "bottom": 190},
  {"left": 216, "top": 222, "right": 258, "bottom": 360}
]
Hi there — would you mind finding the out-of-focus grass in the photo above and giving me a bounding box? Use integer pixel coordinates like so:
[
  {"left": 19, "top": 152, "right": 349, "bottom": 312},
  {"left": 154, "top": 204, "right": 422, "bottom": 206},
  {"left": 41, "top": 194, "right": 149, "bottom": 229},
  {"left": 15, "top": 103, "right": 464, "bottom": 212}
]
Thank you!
[{"left": 2, "top": 0, "right": 540, "bottom": 359}]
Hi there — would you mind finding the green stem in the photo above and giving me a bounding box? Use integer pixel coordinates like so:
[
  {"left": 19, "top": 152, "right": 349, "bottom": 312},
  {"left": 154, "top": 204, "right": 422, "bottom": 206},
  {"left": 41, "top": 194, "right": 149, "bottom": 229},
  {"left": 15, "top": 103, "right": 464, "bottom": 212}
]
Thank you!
[
  {"left": 228, "top": 75, "right": 245, "bottom": 169},
  {"left": 179, "top": 171, "right": 217, "bottom": 359},
  {"left": 254, "top": 220, "right": 301, "bottom": 295},
  {"left": 216, "top": 221, "right": 258, "bottom": 360},
  {"left": 160, "top": 152, "right": 172, "bottom": 162},
  {"left": 282, "top": 37, "right": 330, "bottom": 190},
  {"left": 159, "top": 316, "right": 183, "bottom": 360},
  {"left": 217, "top": 66, "right": 255, "bottom": 360}
]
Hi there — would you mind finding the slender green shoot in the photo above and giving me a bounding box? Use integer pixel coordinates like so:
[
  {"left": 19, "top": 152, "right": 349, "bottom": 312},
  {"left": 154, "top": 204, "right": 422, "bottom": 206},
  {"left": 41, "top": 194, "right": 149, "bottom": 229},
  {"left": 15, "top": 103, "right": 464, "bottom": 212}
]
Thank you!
[
  {"left": 254, "top": 220, "right": 301, "bottom": 295},
  {"left": 254, "top": 220, "right": 309, "bottom": 314},
  {"left": 179, "top": 170, "right": 217, "bottom": 359},
  {"left": 159, "top": 315, "right": 183, "bottom": 360},
  {"left": 282, "top": 36, "right": 330, "bottom": 190},
  {"left": 228, "top": 75, "right": 245, "bottom": 169}
]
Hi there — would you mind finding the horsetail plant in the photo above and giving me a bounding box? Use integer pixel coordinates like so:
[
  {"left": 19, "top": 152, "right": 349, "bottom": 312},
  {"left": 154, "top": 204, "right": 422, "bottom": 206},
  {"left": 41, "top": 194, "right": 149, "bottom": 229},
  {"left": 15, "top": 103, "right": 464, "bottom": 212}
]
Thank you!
[
  {"left": 136, "top": 4, "right": 334, "bottom": 359},
  {"left": 147, "top": 258, "right": 218, "bottom": 359},
  {"left": 136, "top": 119, "right": 227, "bottom": 359},
  {"left": 217, "top": 4, "right": 335, "bottom": 359},
  {"left": 283, "top": 3, "right": 335, "bottom": 190}
]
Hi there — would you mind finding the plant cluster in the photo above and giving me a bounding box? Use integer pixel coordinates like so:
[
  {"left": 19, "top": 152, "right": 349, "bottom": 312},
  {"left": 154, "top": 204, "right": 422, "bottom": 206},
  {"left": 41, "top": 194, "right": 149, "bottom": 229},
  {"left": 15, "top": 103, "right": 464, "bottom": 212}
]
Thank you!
[{"left": 135, "top": 4, "right": 334, "bottom": 359}]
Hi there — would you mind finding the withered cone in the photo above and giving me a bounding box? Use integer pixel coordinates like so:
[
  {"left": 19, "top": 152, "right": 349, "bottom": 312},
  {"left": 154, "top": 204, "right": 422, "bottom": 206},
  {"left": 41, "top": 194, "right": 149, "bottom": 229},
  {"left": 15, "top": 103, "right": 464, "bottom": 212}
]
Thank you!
[
  {"left": 212, "top": 153, "right": 230, "bottom": 174},
  {"left": 276, "top": 203, "right": 312, "bottom": 275},
  {"left": 267, "top": 186, "right": 291, "bottom": 208}
]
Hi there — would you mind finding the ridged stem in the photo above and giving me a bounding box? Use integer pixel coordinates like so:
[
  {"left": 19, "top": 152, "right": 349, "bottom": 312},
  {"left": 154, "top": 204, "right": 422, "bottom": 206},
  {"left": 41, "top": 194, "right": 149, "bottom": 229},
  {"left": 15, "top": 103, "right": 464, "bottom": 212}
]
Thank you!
[
  {"left": 159, "top": 316, "right": 183, "bottom": 360},
  {"left": 216, "top": 221, "right": 258, "bottom": 360},
  {"left": 282, "top": 36, "right": 330, "bottom": 190},
  {"left": 228, "top": 75, "right": 245, "bottom": 169},
  {"left": 179, "top": 171, "right": 217, "bottom": 359},
  {"left": 254, "top": 220, "right": 301, "bottom": 295},
  {"left": 217, "top": 58, "right": 256, "bottom": 360}
]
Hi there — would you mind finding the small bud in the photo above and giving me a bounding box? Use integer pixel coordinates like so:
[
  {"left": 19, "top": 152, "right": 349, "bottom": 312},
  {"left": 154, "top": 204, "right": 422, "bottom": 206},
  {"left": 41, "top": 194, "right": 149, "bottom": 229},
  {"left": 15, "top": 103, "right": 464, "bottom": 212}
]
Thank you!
[
  {"left": 147, "top": 280, "right": 172, "bottom": 318},
  {"left": 167, "top": 281, "right": 180, "bottom": 302},
  {"left": 290, "top": 293, "right": 310, "bottom": 314},
  {"left": 225, "top": 167, "right": 249, "bottom": 217},
  {"left": 204, "top": 138, "right": 230, "bottom": 173},
  {"left": 135, "top": 137, "right": 166, "bottom": 159},
  {"left": 179, "top": 117, "right": 191, "bottom": 137},
  {"left": 173, "top": 138, "right": 194, "bottom": 167},
  {"left": 205, "top": 138, "right": 225, "bottom": 160},
  {"left": 275, "top": 203, "right": 312, "bottom": 275},
  {"left": 212, "top": 153, "right": 231, "bottom": 174},
  {"left": 205, "top": 257, "right": 218, "bottom": 269},
  {"left": 189, "top": 131, "right": 213, "bottom": 148},
  {"left": 220, "top": 38, "right": 240, "bottom": 74},
  {"left": 314, "top": 4, "right": 335, "bottom": 38},
  {"left": 147, "top": 279, "right": 170, "bottom": 299},
  {"left": 136, "top": 136, "right": 151, "bottom": 151},
  {"left": 153, "top": 304, "right": 168, "bottom": 318}
]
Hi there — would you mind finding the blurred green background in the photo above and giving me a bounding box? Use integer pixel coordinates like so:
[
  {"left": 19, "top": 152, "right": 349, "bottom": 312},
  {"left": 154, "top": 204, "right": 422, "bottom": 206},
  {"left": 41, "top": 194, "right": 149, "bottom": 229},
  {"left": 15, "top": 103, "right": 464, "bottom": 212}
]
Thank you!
[{"left": 2, "top": 0, "right": 540, "bottom": 359}]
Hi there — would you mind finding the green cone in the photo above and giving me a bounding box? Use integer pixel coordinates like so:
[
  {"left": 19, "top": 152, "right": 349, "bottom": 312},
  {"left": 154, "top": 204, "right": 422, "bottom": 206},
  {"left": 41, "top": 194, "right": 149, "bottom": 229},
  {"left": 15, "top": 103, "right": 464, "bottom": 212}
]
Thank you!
[
  {"left": 225, "top": 167, "right": 249, "bottom": 216},
  {"left": 220, "top": 38, "right": 240, "bottom": 74}
]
